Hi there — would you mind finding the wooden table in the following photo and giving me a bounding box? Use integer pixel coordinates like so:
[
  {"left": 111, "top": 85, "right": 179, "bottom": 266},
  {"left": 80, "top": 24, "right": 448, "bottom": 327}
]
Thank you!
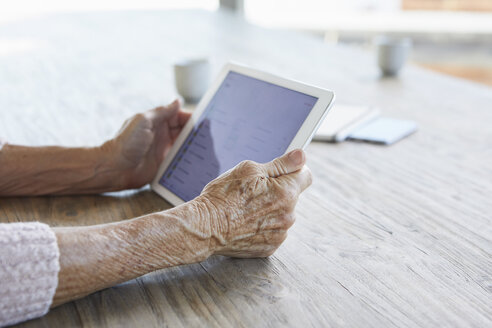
[{"left": 1, "top": 9, "right": 491, "bottom": 328}]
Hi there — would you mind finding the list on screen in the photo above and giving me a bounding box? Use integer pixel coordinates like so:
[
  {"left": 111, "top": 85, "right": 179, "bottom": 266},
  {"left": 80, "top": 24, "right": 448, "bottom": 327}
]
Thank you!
[{"left": 159, "top": 71, "right": 318, "bottom": 201}]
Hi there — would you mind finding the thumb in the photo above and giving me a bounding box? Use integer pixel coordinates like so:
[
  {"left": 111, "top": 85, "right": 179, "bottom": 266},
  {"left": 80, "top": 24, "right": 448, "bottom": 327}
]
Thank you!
[{"left": 262, "top": 149, "right": 306, "bottom": 178}]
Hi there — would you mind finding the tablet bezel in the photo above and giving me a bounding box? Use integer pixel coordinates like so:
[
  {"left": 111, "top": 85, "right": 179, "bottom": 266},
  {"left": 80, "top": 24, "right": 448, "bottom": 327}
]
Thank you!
[{"left": 151, "top": 62, "right": 335, "bottom": 206}]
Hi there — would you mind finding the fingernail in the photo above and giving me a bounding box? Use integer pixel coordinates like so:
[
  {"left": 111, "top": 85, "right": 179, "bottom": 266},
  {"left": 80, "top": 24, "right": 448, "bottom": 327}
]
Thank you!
[{"left": 288, "top": 149, "right": 304, "bottom": 165}]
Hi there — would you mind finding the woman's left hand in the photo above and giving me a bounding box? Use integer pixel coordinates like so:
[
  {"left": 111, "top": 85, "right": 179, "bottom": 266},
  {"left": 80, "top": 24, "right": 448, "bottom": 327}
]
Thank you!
[{"left": 103, "top": 100, "right": 191, "bottom": 189}]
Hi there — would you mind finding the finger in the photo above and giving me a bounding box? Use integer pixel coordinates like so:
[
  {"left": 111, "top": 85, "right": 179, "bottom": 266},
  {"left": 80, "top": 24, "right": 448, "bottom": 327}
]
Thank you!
[
  {"left": 252, "top": 212, "right": 296, "bottom": 232},
  {"left": 276, "top": 165, "right": 313, "bottom": 194},
  {"left": 261, "top": 149, "right": 306, "bottom": 178},
  {"left": 177, "top": 110, "right": 192, "bottom": 127},
  {"left": 169, "top": 111, "right": 192, "bottom": 140},
  {"left": 147, "top": 99, "right": 180, "bottom": 121},
  {"left": 219, "top": 230, "right": 288, "bottom": 258},
  {"left": 237, "top": 230, "right": 288, "bottom": 258}
]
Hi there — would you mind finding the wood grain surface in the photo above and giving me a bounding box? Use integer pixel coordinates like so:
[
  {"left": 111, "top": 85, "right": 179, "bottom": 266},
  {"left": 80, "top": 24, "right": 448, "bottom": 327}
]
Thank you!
[{"left": 0, "top": 9, "right": 491, "bottom": 328}]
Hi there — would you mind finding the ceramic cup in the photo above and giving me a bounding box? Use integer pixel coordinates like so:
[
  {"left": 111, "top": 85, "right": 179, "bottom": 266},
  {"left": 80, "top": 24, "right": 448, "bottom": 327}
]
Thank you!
[
  {"left": 375, "top": 36, "right": 412, "bottom": 76},
  {"left": 174, "top": 58, "right": 211, "bottom": 104}
]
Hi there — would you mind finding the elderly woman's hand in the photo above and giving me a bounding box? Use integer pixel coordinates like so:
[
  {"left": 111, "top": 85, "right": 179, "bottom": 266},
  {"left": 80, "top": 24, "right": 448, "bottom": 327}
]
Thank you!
[
  {"left": 48, "top": 150, "right": 311, "bottom": 308},
  {"left": 104, "top": 100, "right": 191, "bottom": 189},
  {"left": 197, "top": 149, "right": 312, "bottom": 258},
  {"left": 0, "top": 101, "right": 192, "bottom": 196}
]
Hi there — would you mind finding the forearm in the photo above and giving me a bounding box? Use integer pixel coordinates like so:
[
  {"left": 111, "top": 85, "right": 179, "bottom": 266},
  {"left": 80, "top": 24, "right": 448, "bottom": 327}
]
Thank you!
[
  {"left": 52, "top": 199, "right": 212, "bottom": 307},
  {"left": 0, "top": 143, "right": 121, "bottom": 196}
]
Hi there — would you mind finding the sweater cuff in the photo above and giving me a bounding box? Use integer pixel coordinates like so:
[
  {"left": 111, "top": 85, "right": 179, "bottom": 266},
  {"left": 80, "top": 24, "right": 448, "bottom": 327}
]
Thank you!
[{"left": 0, "top": 222, "right": 60, "bottom": 327}]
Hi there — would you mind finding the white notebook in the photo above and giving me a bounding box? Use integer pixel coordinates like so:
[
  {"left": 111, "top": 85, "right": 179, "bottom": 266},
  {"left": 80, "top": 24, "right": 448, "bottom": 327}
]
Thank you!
[
  {"left": 314, "top": 104, "right": 380, "bottom": 142},
  {"left": 347, "top": 117, "right": 417, "bottom": 145}
]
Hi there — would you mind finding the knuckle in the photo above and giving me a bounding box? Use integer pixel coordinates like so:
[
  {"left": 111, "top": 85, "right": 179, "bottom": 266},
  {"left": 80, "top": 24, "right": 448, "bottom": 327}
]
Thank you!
[
  {"left": 236, "top": 160, "right": 258, "bottom": 174},
  {"left": 305, "top": 167, "right": 313, "bottom": 186},
  {"left": 270, "top": 231, "right": 288, "bottom": 249},
  {"left": 241, "top": 160, "right": 256, "bottom": 168},
  {"left": 279, "top": 231, "right": 288, "bottom": 244},
  {"left": 277, "top": 185, "right": 298, "bottom": 203},
  {"left": 261, "top": 245, "right": 279, "bottom": 257},
  {"left": 133, "top": 112, "right": 146, "bottom": 121},
  {"left": 281, "top": 213, "right": 296, "bottom": 229}
]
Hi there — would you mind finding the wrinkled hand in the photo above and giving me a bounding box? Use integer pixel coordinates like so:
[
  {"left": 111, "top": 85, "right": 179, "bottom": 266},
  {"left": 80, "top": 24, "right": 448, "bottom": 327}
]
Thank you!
[
  {"left": 198, "top": 149, "right": 312, "bottom": 258},
  {"left": 104, "top": 100, "right": 192, "bottom": 189}
]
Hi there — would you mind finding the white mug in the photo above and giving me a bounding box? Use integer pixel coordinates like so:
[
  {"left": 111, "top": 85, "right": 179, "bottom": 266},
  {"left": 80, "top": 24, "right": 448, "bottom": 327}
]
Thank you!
[
  {"left": 174, "top": 58, "right": 211, "bottom": 104},
  {"left": 375, "top": 36, "right": 412, "bottom": 76}
]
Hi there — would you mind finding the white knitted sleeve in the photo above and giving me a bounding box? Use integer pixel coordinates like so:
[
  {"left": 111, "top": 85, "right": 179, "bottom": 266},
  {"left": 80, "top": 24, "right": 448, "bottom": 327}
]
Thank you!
[{"left": 0, "top": 222, "right": 60, "bottom": 327}]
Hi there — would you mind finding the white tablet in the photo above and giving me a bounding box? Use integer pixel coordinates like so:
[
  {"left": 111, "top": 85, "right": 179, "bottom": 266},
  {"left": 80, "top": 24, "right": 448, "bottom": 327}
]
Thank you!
[{"left": 151, "top": 63, "right": 335, "bottom": 205}]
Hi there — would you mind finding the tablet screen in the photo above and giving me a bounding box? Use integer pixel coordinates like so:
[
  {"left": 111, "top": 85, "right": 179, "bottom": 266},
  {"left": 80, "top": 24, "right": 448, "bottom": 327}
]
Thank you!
[{"left": 159, "top": 71, "right": 318, "bottom": 201}]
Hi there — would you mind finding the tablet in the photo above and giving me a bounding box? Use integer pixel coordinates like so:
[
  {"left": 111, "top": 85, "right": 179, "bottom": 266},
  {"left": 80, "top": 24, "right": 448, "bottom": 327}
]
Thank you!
[{"left": 151, "top": 63, "right": 335, "bottom": 205}]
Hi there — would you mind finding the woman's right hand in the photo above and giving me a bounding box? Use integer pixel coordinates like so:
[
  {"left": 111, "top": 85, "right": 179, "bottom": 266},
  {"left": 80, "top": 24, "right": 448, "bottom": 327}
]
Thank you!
[
  {"left": 197, "top": 149, "right": 312, "bottom": 258},
  {"left": 49, "top": 150, "right": 310, "bottom": 309}
]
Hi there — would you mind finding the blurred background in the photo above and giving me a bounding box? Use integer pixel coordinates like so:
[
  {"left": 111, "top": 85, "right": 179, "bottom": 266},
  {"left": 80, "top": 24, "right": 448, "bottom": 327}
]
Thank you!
[{"left": 1, "top": 0, "right": 491, "bottom": 86}]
